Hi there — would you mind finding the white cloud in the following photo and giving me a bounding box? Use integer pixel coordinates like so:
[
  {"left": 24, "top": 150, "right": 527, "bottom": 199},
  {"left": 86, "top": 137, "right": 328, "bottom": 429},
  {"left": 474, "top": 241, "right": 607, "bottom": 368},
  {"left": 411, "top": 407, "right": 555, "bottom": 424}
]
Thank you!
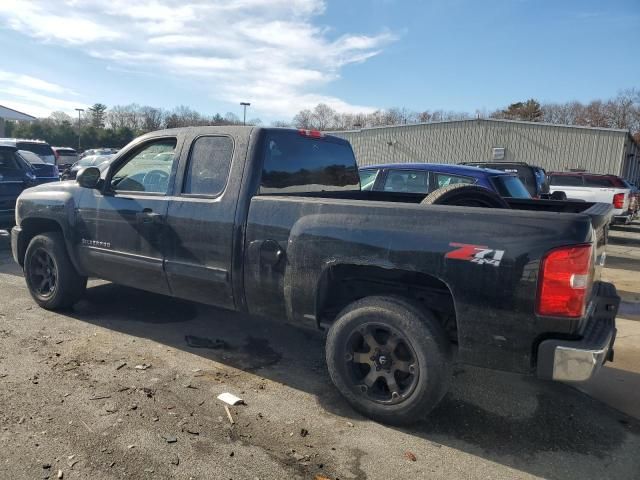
[
  {"left": 0, "top": 70, "right": 84, "bottom": 117},
  {"left": 0, "top": 0, "right": 396, "bottom": 118}
]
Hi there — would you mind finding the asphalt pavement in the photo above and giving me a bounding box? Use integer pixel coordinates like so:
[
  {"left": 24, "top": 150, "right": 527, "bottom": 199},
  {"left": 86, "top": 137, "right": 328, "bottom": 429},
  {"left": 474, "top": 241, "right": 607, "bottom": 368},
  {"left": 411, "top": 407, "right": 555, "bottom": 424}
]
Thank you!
[{"left": 0, "top": 227, "right": 639, "bottom": 479}]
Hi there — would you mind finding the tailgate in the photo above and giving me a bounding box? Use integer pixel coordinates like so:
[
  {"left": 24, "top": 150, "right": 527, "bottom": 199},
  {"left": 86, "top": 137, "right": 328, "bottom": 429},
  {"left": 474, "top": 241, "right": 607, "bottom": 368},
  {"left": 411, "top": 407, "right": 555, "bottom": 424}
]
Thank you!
[{"left": 583, "top": 202, "right": 612, "bottom": 282}]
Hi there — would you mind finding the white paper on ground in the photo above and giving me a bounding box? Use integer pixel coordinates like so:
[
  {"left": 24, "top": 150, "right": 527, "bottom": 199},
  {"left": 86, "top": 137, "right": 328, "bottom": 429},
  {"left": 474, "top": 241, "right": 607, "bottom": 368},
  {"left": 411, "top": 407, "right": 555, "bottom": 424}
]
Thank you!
[{"left": 217, "top": 392, "right": 245, "bottom": 406}]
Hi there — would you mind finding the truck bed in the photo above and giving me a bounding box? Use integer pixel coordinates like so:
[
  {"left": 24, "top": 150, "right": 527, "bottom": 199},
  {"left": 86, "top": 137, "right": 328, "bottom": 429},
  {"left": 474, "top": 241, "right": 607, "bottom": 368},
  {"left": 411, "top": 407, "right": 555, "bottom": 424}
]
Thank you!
[{"left": 266, "top": 190, "right": 612, "bottom": 231}]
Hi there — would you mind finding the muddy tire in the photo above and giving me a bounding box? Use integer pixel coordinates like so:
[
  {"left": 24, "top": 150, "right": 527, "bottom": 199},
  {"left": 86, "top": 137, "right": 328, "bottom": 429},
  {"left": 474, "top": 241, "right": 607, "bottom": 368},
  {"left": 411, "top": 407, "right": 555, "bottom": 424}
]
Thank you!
[
  {"left": 421, "top": 184, "right": 510, "bottom": 208},
  {"left": 24, "top": 232, "right": 87, "bottom": 310},
  {"left": 325, "top": 296, "right": 452, "bottom": 425}
]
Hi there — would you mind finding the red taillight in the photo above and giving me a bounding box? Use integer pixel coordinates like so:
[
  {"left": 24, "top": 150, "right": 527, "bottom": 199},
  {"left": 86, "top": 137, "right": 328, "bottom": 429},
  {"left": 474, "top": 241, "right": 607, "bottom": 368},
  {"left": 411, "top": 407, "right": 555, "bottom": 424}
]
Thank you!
[
  {"left": 298, "top": 129, "right": 324, "bottom": 138},
  {"left": 613, "top": 193, "right": 625, "bottom": 209},
  {"left": 537, "top": 244, "right": 593, "bottom": 318}
]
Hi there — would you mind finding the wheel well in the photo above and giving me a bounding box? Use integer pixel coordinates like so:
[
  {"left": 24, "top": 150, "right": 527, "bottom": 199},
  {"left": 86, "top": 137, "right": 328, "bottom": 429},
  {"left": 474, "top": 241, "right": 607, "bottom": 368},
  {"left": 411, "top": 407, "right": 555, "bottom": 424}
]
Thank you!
[
  {"left": 15, "top": 218, "right": 63, "bottom": 266},
  {"left": 316, "top": 264, "right": 457, "bottom": 343}
]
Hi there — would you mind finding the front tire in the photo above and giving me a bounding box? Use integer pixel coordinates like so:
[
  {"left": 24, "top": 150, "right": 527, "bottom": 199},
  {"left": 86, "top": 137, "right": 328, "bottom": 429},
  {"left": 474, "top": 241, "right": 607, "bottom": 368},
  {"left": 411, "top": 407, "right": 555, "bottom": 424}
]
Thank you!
[
  {"left": 24, "top": 232, "right": 87, "bottom": 310},
  {"left": 325, "top": 296, "right": 452, "bottom": 425}
]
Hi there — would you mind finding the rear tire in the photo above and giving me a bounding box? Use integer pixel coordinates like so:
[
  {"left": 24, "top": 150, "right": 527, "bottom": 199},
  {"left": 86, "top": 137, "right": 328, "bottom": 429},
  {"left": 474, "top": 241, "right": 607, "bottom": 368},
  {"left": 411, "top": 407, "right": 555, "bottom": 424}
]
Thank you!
[
  {"left": 24, "top": 232, "right": 87, "bottom": 310},
  {"left": 421, "top": 184, "right": 510, "bottom": 208},
  {"left": 325, "top": 296, "right": 452, "bottom": 425}
]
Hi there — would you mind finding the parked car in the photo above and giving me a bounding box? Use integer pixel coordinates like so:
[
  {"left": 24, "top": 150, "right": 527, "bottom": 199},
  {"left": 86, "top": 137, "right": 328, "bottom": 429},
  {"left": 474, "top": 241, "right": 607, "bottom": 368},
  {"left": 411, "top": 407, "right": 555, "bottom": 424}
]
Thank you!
[
  {"left": 61, "top": 154, "right": 113, "bottom": 180},
  {"left": 459, "top": 161, "right": 549, "bottom": 198},
  {"left": 0, "top": 138, "right": 56, "bottom": 164},
  {"left": 16, "top": 150, "right": 60, "bottom": 185},
  {"left": 621, "top": 180, "right": 639, "bottom": 219},
  {"left": 360, "top": 163, "right": 532, "bottom": 199},
  {"left": 79, "top": 148, "right": 118, "bottom": 159},
  {"left": 0, "top": 145, "right": 38, "bottom": 229},
  {"left": 11, "top": 127, "right": 618, "bottom": 425},
  {"left": 52, "top": 147, "right": 79, "bottom": 172},
  {"left": 548, "top": 172, "right": 633, "bottom": 224}
]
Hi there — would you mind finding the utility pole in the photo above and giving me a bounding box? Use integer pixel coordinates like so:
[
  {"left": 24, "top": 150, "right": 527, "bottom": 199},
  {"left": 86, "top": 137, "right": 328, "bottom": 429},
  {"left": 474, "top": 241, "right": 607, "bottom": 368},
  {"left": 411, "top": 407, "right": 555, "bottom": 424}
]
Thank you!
[
  {"left": 75, "top": 108, "right": 84, "bottom": 151},
  {"left": 240, "top": 102, "right": 250, "bottom": 126}
]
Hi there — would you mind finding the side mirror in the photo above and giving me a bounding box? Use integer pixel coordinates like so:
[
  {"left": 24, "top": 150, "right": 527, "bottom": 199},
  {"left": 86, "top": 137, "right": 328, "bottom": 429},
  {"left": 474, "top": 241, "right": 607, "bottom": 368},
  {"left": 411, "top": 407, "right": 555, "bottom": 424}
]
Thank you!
[{"left": 77, "top": 166, "right": 102, "bottom": 189}]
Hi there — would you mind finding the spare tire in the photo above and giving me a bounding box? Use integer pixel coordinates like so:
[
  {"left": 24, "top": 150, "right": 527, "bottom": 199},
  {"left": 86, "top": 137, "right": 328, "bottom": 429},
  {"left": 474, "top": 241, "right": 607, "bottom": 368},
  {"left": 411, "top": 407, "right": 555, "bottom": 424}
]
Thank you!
[{"left": 421, "top": 184, "right": 510, "bottom": 208}]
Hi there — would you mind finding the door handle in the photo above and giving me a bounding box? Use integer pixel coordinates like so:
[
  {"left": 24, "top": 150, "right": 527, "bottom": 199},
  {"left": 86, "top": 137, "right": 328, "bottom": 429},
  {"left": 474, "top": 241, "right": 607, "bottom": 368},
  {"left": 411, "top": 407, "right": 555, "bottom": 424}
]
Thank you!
[{"left": 137, "top": 209, "right": 162, "bottom": 224}]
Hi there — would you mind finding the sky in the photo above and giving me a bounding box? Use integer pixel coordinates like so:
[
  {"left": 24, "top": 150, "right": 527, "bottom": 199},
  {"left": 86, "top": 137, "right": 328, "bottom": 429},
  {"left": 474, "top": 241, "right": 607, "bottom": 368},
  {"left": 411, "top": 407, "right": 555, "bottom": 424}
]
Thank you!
[{"left": 0, "top": 0, "right": 638, "bottom": 123}]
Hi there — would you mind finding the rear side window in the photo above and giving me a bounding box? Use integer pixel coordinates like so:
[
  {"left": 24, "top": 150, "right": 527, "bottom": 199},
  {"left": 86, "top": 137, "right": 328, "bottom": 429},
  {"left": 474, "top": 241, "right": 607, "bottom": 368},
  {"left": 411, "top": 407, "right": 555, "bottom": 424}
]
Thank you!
[
  {"left": 183, "top": 136, "right": 233, "bottom": 196},
  {"left": 0, "top": 149, "right": 21, "bottom": 171},
  {"left": 359, "top": 169, "right": 379, "bottom": 191},
  {"left": 433, "top": 173, "right": 474, "bottom": 189},
  {"left": 584, "top": 176, "right": 616, "bottom": 188},
  {"left": 549, "top": 175, "right": 583, "bottom": 187},
  {"left": 260, "top": 131, "right": 359, "bottom": 193},
  {"left": 384, "top": 170, "right": 429, "bottom": 193}
]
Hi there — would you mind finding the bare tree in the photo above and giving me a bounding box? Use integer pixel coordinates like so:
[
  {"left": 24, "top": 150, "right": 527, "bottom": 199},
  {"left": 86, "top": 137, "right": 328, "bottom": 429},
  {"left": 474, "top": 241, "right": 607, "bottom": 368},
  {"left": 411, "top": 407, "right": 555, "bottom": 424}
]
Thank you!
[
  {"left": 271, "top": 120, "right": 292, "bottom": 128},
  {"left": 139, "top": 106, "right": 164, "bottom": 132},
  {"left": 49, "top": 111, "right": 73, "bottom": 125},
  {"left": 293, "top": 109, "right": 314, "bottom": 129},
  {"left": 311, "top": 104, "right": 337, "bottom": 130}
]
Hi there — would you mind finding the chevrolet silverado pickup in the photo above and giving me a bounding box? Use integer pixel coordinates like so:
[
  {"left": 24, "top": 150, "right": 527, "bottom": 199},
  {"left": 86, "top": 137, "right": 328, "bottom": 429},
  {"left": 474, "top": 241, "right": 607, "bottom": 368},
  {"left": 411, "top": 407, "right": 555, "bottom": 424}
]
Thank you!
[
  {"left": 549, "top": 172, "right": 633, "bottom": 224},
  {"left": 11, "top": 126, "right": 619, "bottom": 424}
]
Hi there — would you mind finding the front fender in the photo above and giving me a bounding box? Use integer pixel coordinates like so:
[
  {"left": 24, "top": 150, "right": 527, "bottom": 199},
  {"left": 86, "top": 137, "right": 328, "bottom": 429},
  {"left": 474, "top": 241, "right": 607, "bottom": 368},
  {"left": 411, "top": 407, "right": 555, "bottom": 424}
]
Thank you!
[{"left": 15, "top": 185, "right": 85, "bottom": 274}]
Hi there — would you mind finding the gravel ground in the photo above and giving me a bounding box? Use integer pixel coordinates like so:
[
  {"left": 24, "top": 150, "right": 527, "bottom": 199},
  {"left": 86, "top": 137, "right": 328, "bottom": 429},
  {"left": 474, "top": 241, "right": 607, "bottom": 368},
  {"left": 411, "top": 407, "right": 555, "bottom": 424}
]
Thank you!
[{"left": 1, "top": 229, "right": 639, "bottom": 480}]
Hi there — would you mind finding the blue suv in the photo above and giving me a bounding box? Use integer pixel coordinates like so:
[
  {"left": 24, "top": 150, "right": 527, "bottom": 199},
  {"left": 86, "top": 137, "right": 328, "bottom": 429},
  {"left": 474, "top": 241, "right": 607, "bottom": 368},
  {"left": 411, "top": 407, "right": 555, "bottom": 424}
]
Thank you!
[{"left": 359, "top": 163, "right": 531, "bottom": 199}]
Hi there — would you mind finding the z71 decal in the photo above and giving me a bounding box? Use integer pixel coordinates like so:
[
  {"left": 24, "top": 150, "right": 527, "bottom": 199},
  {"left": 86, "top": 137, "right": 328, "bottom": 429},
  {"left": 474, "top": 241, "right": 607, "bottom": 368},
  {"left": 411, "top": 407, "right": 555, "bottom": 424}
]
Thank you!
[{"left": 446, "top": 242, "right": 505, "bottom": 267}]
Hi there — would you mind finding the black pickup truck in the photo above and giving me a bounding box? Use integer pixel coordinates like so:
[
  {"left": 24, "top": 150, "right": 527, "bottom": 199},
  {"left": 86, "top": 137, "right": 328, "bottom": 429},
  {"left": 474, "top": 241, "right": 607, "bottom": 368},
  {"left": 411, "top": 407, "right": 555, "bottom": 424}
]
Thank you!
[{"left": 11, "top": 127, "right": 619, "bottom": 424}]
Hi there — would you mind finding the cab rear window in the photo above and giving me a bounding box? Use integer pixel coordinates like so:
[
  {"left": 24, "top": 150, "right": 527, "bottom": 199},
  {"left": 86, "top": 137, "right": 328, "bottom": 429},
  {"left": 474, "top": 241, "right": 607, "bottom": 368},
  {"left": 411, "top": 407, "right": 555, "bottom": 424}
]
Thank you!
[
  {"left": 260, "top": 131, "right": 359, "bottom": 193},
  {"left": 549, "top": 175, "right": 583, "bottom": 186}
]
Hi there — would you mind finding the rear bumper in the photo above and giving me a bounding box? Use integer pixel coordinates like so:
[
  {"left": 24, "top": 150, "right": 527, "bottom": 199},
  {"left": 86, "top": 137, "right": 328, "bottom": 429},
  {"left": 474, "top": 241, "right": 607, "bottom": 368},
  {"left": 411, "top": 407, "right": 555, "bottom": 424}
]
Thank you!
[
  {"left": 537, "top": 281, "right": 618, "bottom": 382},
  {"left": 612, "top": 213, "right": 633, "bottom": 224}
]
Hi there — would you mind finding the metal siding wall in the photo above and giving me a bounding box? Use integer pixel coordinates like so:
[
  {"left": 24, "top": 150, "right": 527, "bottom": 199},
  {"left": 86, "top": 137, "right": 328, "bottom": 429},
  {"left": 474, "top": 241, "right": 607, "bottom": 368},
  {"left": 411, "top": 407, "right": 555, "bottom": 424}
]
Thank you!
[{"left": 335, "top": 119, "right": 631, "bottom": 176}]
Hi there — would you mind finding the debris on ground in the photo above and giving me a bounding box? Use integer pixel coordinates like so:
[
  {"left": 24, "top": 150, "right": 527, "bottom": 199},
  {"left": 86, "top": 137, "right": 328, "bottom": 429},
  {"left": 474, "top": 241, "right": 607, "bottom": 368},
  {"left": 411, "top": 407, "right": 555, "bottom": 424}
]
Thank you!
[
  {"left": 134, "top": 364, "right": 151, "bottom": 370},
  {"left": 224, "top": 405, "right": 235, "bottom": 425},
  {"left": 57, "top": 469, "right": 63, "bottom": 479},
  {"left": 163, "top": 435, "right": 177, "bottom": 443},
  {"left": 170, "top": 455, "right": 180, "bottom": 466},
  {"left": 185, "top": 335, "right": 227, "bottom": 349},
  {"left": 300, "top": 428, "right": 309, "bottom": 437},
  {"left": 217, "top": 392, "right": 245, "bottom": 406},
  {"left": 116, "top": 362, "right": 127, "bottom": 370},
  {"left": 88, "top": 394, "right": 111, "bottom": 400},
  {"left": 346, "top": 422, "right": 354, "bottom": 428},
  {"left": 404, "top": 451, "right": 417, "bottom": 462}
]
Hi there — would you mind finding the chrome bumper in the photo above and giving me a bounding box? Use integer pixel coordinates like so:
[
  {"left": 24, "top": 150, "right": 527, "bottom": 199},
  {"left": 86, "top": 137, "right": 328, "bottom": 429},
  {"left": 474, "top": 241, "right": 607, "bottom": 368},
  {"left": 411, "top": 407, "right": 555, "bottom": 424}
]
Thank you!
[{"left": 537, "top": 281, "right": 618, "bottom": 382}]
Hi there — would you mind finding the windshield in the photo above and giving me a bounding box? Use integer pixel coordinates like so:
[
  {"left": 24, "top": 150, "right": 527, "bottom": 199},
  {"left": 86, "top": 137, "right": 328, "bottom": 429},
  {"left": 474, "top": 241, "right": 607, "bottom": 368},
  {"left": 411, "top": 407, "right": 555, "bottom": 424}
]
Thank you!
[
  {"left": 491, "top": 175, "right": 531, "bottom": 198},
  {"left": 359, "top": 169, "right": 379, "bottom": 190},
  {"left": 76, "top": 157, "right": 96, "bottom": 167},
  {"left": 17, "top": 150, "right": 46, "bottom": 164}
]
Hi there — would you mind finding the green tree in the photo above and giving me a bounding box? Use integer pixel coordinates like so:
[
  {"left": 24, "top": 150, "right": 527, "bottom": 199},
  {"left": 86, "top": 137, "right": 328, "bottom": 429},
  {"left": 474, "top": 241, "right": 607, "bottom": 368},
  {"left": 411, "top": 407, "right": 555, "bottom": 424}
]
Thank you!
[
  {"left": 496, "top": 99, "right": 543, "bottom": 122},
  {"left": 88, "top": 103, "right": 108, "bottom": 128}
]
